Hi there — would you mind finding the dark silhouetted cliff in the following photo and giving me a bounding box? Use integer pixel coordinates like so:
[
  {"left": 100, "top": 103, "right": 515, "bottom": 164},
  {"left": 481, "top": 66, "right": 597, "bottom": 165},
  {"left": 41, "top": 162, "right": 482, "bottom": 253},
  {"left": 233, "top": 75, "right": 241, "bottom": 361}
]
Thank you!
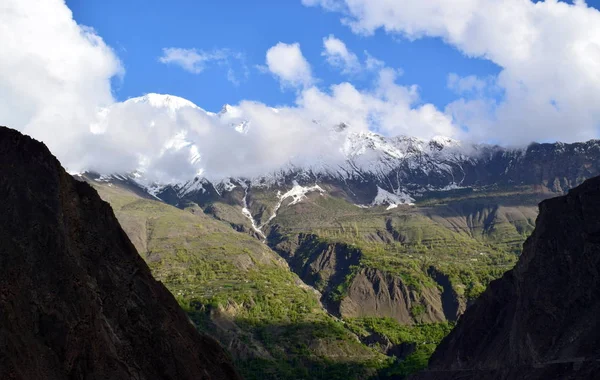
[
  {"left": 411, "top": 176, "right": 600, "bottom": 379},
  {"left": 0, "top": 126, "right": 239, "bottom": 380}
]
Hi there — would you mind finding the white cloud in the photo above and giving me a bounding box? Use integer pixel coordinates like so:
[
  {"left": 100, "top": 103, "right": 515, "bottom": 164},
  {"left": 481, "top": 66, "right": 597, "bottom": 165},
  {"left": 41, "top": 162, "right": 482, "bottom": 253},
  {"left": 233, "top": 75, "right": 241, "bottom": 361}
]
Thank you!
[
  {"left": 296, "top": 67, "right": 455, "bottom": 138},
  {"left": 84, "top": 58, "right": 456, "bottom": 182},
  {"left": 322, "top": 35, "right": 361, "bottom": 74},
  {"left": 304, "top": 0, "right": 600, "bottom": 144},
  {"left": 82, "top": 52, "right": 456, "bottom": 182},
  {"left": 321, "top": 36, "right": 392, "bottom": 76},
  {"left": 447, "top": 73, "right": 491, "bottom": 95},
  {"left": 265, "top": 42, "right": 314, "bottom": 88},
  {"left": 364, "top": 51, "right": 386, "bottom": 72},
  {"left": 301, "top": 0, "right": 342, "bottom": 11},
  {"left": 159, "top": 48, "right": 247, "bottom": 85},
  {"left": 0, "top": 0, "right": 122, "bottom": 166},
  {"left": 0, "top": 1, "right": 457, "bottom": 183}
]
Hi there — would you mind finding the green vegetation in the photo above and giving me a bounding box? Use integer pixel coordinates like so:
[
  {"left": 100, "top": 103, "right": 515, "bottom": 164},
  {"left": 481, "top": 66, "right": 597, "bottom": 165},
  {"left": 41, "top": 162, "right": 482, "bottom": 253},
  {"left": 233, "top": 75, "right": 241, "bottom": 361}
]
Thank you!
[
  {"left": 346, "top": 318, "right": 455, "bottom": 378},
  {"left": 91, "top": 181, "right": 543, "bottom": 379},
  {"left": 232, "top": 321, "right": 389, "bottom": 380},
  {"left": 92, "top": 182, "right": 388, "bottom": 379},
  {"left": 270, "top": 192, "right": 525, "bottom": 303}
]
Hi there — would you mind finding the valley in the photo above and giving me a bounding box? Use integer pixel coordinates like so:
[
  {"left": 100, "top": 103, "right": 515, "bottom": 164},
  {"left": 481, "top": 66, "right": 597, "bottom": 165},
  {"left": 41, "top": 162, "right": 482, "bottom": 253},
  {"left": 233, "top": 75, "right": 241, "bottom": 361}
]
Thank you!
[
  {"left": 80, "top": 133, "right": 592, "bottom": 378},
  {"left": 76, "top": 121, "right": 600, "bottom": 379},
  {"left": 5, "top": 0, "right": 600, "bottom": 378}
]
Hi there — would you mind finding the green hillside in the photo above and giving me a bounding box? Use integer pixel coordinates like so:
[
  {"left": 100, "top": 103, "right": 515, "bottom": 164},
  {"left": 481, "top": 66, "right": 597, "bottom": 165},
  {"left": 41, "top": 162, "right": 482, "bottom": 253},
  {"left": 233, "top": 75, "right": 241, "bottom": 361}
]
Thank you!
[
  {"left": 92, "top": 182, "right": 391, "bottom": 379},
  {"left": 92, "top": 180, "right": 544, "bottom": 378}
]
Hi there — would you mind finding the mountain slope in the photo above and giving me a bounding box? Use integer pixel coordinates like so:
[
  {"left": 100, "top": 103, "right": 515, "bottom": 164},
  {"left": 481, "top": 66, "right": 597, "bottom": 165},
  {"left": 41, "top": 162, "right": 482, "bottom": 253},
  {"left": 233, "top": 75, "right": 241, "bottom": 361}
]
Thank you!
[
  {"left": 411, "top": 176, "right": 600, "bottom": 379},
  {"left": 85, "top": 177, "right": 392, "bottom": 380},
  {"left": 0, "top": 126, "right": 239, "bottom": 380}
]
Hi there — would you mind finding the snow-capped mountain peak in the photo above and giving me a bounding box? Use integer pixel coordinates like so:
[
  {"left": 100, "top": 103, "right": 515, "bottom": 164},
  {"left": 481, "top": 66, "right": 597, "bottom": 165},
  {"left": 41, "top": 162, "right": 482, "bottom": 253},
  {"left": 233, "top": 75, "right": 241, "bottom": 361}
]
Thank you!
[
  {"left": 126, "top": 93, "right": 200, "bottom": 113},
  {"left": 430, "top": 135, "right": 460, "bottom": 150},
  {"left": 218, "top": 104, "right": 237, "bottom": 116},
  {"left": 89, "top": 92, "right": 489, "bottom": 206},
  {"left": 217, "top": 103, "right": 249, "bottom": 133}
]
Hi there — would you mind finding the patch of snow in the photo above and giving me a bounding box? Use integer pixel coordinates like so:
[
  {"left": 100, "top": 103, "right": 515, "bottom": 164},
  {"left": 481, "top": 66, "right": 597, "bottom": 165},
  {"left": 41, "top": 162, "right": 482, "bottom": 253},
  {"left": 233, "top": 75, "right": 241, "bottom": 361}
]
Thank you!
[
  {"left": 371, "top": 186, "right": 414, "bottom": 207},
  {"left": 259, "top": 182, "right": 325, "bottom": 229},
  {"left": 430, "top": 135, "right": 460, "bottom": 148},
  {"left": 144, "top": 184, "right": 164, "bottom": 199},
  {"left": 189, "top": 145, "right": 202, "bottom": 165},
  {"left": 177, "top": 177, "right": 207, "bottom": 196},
  {"left": 218, "top": 104, "right": 242, "bottom": 118},
  {"left": 221, "top": 178, "right": 236, "bottom": 192},
  {"left": 234, "top": 120, "right": 250, "bottom": 134},
  {"left": 280, "top": 182, "right": 325, "bottom": 206},
  {"left": 436, "top": 183, "right": 465, "bottom": 191},
  {"left": 241, "top": 186, "right": 266, "bottom": 240},
  {"left": 96, "top": 174, "right": 113, "bottom": 182},
  {"left": 218, "top": 104, "right": 251, "bottom": 134},
  {"left": 67, "top": 170, "right": 84, "bottom": 176}
]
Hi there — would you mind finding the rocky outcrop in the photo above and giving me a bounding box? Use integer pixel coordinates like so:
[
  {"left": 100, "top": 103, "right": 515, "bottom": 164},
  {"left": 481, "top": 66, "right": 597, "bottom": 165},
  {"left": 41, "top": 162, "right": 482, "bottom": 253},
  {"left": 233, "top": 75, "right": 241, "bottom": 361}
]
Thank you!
[
  {"left": 340, "top": 268, "right": 450, "bottom": 324},
  {"left": 411, "top": 176, "right": 600, "bottom": 379},
  {"left": 270, "top": 233, "right": 362, "bottom": 294},
  {"left": 426, "top": 267, "right": 466, "bottom": 321},
  {"left": 272, "top": 233, "right": 463, "bottom": 324},
  {"left": 0, "top": 127, "right": 239, "bottom": 380}
]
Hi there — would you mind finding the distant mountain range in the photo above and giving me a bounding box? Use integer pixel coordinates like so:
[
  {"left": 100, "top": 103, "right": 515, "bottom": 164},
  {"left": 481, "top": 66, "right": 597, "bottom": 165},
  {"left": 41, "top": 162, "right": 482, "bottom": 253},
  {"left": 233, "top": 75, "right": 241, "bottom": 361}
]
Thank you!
[{"left": 93, "top": 94, "right": 600, "bottom": 210}]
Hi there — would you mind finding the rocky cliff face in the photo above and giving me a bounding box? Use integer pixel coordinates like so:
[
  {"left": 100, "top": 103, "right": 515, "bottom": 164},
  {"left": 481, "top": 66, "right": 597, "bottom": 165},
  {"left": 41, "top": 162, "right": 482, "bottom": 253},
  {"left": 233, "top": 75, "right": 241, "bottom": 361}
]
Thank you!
[
  {"left": 411, "top": 176, "right": 600, "bottom": 379},
  {"left": 0, "top": 127, "right": 239, "bottom": 380},
  {"left": 272, "top": 233, "right": 464, "bottom": 324},
  {"left": 340, "top": 268, "right": 449, "bottom": 324}
]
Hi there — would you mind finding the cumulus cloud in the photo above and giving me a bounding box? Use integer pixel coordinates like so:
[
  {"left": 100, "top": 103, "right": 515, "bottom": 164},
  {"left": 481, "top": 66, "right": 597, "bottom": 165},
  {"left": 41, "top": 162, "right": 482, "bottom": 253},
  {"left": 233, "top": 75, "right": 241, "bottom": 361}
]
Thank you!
[
  {"left": 85, "top": 56, "right": 456, "bottom": 182},
  {"left": 85, "top": 49, "right": 457, "bottom": 181},
  {"left": 364, "top": 52, "right": 387, "bottom": 72},
  {"left": 0, "top": 0, "right": 455, "bottom": 183},
  {"left": 321, "top": 36, "right": 391, "bottom": 76},
  {"left": 265, "top": 42, "right": 314, "bottom": 88},
  {"left": 296, "top": 67, "right": 455, "bottom": 137},
  {"left": 322, "top": 35, "right": 361, "bottom": 74},
  {"left": 88, "top": 69, "right": 456, "bottom": 183},
  {"left": 0, "top": 0, "right": 122, "bottom": 165},
  {"left": 447, "top": 73, "right": 489, "bottom": 95},
  {"left": 159, "top": 47, "right": 248, "bottom": 85},
  {"left": 85, "top": 94, "right": 348, "bottom": 182},
  {"left": 304, "top": 0, "right": 600, "bottom": 144}
]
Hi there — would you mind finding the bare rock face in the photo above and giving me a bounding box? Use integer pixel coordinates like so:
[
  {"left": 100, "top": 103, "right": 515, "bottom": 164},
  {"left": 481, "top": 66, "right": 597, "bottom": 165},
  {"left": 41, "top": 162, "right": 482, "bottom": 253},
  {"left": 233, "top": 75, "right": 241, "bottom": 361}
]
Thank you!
[
  {"left": 0, "top": 126, "right": 239, "bottom": 380},
  {"left": 340, "top": 268, "right": 446, "bottom": 324},
  {"left": 411, "top": 176, "right": 600, "bottom": 380},
  {"left": 273, "top": 233, "right": 463, "bottom": 324}
]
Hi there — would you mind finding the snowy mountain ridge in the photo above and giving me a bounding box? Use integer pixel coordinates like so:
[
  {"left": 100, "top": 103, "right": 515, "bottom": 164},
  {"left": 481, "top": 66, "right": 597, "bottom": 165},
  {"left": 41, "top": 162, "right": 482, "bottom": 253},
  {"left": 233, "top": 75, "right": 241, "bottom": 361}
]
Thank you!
[
  {"left": 88, "top": 93, "right": 600, "bottom": 210},
  {"left": 99, "top": 94, "right": 483, "bottom": 201}
]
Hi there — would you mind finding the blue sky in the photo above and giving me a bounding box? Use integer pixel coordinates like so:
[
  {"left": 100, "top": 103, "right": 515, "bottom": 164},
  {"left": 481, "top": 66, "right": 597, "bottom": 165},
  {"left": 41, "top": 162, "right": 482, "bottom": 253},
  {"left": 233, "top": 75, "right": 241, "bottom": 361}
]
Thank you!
[{"left": 67, "top": 0, "right": 502, "bottom": 112}]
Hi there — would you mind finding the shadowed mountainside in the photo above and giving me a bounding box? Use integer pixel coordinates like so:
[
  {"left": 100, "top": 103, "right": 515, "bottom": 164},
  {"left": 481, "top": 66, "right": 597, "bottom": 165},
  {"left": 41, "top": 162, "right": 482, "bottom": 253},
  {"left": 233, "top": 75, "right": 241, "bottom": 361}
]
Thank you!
[
  {"left": 0, "top": 126, "right": 239, "bottom": 380},
  {"left": 411, "top": 176, "right": 600, "bottom": 379}
]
